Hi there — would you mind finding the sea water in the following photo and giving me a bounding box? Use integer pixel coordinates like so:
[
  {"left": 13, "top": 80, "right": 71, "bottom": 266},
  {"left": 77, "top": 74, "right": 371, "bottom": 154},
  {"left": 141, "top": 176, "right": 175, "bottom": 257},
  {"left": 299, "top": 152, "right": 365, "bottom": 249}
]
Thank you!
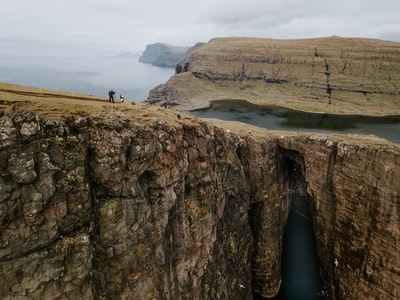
[{"left": 0, "top": 55, "right": 174, "bottom": 101}]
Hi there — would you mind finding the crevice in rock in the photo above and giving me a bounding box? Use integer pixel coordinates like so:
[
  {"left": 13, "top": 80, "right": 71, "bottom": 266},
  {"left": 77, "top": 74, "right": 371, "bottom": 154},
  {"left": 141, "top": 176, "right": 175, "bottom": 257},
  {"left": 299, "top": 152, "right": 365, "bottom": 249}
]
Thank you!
[
  {"left": 325, "top": 59, "right": 332, "bottom": 104},
  {"left": 277, "top": 148, "right": 327, "bottom": 299},
  {"left": 85, "top": 144, "right": 102, "bottom": 298},
  {"left": 317, "top": 142, "right": 343, "bottom": 300}
]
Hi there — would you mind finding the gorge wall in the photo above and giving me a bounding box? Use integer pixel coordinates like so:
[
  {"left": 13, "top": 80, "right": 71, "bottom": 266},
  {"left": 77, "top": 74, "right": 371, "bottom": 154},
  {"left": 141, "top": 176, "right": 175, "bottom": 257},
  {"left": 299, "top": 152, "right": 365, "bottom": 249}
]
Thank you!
[{"left": 0, "top": 103, "right": 399, "bottom": 299}]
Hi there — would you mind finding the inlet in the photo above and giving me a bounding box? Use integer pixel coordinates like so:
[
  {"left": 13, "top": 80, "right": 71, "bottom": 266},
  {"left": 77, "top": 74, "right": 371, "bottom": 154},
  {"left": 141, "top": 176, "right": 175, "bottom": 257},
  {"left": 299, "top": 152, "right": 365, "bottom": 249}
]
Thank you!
[{"left": 277, "top": 150, "right": 326, "bottom": 299}]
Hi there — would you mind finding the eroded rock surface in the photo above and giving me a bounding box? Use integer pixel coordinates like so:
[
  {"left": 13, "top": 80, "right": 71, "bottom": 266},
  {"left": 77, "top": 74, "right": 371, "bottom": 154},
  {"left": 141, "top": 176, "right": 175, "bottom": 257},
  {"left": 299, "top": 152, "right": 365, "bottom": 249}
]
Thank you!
[{"left": 0, "top": 107, "right": 399, "bottom": 299}]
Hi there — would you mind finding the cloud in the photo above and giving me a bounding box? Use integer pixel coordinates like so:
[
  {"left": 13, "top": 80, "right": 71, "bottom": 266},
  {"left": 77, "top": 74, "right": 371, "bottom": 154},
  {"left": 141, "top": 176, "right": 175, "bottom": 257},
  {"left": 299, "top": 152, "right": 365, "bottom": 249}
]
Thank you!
[{"left": 1, "top": 0, "right": 400, "bottom": 57}]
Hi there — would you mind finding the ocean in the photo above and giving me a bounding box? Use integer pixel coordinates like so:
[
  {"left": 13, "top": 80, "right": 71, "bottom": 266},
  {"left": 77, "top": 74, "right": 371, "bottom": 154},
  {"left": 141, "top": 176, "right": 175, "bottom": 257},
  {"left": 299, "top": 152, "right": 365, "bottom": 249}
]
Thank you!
[{"left": 0, "top": 55, "right": 175, "bottom": 101}]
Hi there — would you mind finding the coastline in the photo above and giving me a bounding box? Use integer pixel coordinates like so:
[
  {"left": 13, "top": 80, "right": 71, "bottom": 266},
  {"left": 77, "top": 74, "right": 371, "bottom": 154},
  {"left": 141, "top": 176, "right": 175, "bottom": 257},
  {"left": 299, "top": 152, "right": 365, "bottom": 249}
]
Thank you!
[
  {"left": 188, "top": 98, "right": 400, "bottom": 118},
  {"left": 189, "top": 98, "right": 400, "bottom": 144},
  {"left": 1, "top": 81, "right": 398, "bottom": 146},
  {"left": 150, "top": 72, "right": 400, "bottom": 117},
  {"left": 148, "top": 36, "right": 400, "bottom": 117}
]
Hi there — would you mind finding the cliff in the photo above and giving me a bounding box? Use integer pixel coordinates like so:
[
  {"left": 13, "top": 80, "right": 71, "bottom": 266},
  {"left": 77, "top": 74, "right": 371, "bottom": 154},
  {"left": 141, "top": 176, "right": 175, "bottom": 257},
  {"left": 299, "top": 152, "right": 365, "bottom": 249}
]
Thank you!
[
  {"left": 139, "top": 43, "right": 203, "bottom": 68},
  {"left": 0, "top": 82, "right": 399, "bottom": 299},
  {"left": 146, "top": 36, "right": 400, "bottom": 115}
]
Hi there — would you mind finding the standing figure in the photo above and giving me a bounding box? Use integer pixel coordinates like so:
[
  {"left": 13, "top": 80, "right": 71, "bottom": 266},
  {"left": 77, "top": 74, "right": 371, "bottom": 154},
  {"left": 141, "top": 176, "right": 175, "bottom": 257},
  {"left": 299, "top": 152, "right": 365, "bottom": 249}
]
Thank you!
[{"left": 108, "top": 89, "right": 115, "bottom": 103}]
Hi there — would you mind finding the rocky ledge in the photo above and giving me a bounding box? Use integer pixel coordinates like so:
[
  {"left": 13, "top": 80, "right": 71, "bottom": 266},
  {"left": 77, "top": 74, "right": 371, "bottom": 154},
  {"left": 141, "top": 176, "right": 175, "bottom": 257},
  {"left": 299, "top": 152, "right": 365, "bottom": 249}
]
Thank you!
[
  {"left": 146, "top": 36, "right": 400, "bottom": 115},
  {"left": 0, "top": 83, "right": 399, "bottom": 299}
]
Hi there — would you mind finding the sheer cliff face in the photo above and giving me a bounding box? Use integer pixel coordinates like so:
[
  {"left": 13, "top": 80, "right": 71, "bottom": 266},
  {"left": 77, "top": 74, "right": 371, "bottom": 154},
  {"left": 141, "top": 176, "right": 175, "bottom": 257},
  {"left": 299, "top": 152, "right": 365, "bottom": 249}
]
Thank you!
[
  {"left": 0, "top": 108, "right": 399, "bottom": 299},
  {"left": 278, "top": 137, "right": 400, "bottom": 299}
]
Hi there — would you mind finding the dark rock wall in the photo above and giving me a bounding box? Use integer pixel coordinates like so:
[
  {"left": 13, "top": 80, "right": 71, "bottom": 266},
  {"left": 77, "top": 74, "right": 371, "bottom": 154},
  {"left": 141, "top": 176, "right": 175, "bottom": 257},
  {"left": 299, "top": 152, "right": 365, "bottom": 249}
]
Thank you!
[
  {"left": 278, "top": 136, "right": 400, "bottom": 299},
  {"left": 0, "top": 109, "right": 399, "bottom": 299}
]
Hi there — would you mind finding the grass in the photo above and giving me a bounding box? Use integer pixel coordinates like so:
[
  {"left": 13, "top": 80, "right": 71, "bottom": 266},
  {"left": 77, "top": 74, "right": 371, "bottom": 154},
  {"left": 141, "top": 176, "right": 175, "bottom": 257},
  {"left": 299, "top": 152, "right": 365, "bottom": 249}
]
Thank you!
[
  {"left": 162, "top": 36, "right": 400, "bottom": 116},
  {"left": 0, "top": 82, "right": 191, "bottom": 124},
  {"left": 0, "top": 81, "right": 398, "bottom": 148}
]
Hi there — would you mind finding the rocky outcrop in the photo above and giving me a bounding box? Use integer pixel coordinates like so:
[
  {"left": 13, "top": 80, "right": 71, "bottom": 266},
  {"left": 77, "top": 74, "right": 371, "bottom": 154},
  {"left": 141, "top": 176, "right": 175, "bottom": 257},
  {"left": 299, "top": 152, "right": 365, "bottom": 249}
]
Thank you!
[
  {"left": 0, "top": 101, "right": 399, "bottom": 299},
  {"left": 146, "top": 36, "right": 400, "bottom": 114},
  {"left": 139, "top": 43, "right": 204, "bottom": 68}
]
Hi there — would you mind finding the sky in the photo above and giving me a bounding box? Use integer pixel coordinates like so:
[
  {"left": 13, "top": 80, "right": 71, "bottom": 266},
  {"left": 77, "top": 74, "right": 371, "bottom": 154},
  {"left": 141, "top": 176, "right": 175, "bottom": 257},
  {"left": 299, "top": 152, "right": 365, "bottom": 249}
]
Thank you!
[{"left": 1, "top": 0, "right": 400, "bottom": 57}]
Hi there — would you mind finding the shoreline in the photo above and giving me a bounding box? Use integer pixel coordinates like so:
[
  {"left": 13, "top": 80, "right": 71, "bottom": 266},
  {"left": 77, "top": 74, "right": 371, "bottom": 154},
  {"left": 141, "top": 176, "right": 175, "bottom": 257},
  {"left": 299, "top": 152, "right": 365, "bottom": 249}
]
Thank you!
[
  {"left": 189, "top": 97, "right": 400, "bottom": 144},
  {"left": 150, "top": 36, "right": 400, "bottom": 118},
  {"left": 156, "top": 72, "right": 400, "bottom": 117},
  {"left": 187, "top": 98, "right": 400, "bottom": 118},
  {"left": 1, "top": 81, "right": 398, "bottom": 145}
]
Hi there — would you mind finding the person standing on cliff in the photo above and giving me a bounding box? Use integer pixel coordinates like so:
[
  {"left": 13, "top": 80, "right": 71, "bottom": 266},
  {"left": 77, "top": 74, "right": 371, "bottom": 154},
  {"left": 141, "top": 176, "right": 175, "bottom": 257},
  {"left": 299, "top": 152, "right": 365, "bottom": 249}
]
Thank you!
[{"left": 108, "top": 89, "right": 115, "bottom": 103}]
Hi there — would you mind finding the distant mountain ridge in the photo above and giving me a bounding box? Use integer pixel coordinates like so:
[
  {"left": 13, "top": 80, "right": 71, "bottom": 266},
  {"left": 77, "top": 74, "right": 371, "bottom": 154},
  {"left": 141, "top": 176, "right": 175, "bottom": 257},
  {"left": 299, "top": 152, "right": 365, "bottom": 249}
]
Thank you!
[
  {"left": 116, "top": 51, "right": 141, "bottom": 58},
  {"left": 139, "top": 42, "right": 204, "bottom": 68}
]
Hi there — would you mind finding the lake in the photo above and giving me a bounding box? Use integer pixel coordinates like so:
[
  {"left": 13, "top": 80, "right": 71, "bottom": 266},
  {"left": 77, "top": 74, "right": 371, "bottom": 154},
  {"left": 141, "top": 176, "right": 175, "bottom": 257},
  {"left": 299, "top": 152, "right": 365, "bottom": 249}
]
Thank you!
[
  {"left": 0, "top": 55, "right": 174, "bottom": 101},
  {"left": 191, "top": 100, "right": 400, "bottom": 144}
]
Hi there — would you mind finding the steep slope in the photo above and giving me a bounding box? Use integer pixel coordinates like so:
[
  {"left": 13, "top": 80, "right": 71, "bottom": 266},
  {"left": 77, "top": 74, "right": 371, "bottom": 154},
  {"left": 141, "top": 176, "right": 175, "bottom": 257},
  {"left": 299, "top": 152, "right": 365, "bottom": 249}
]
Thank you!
[
  {"left": 0, "top": 83, "right": 399, "bottom": 299},
  {"left": 139, "top": 42, "right": 190, "bottom": 67},
  {"left": 147, "top": 36, "right": 400, "bottom": 115},
  {"left": 138, "top": 42, "right": 204, "bottom": 68}
]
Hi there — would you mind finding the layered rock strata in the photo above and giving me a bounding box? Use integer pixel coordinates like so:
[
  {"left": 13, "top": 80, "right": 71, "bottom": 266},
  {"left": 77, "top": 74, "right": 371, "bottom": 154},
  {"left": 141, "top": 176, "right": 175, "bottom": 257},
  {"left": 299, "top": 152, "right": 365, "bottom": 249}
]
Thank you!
[
  {"left": 146, "top": 36, "right": 400, "bottom": 114},
  {"left": 0, "top": 104, "right": 399, "bottom": 299}
]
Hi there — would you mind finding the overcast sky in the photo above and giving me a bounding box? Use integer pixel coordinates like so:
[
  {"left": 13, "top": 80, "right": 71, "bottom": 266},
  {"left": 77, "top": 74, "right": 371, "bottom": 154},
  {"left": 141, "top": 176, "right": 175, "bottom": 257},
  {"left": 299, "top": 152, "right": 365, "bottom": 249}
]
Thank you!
[{"left": 2, "top": 0, "right": 400, "bottom": 57}]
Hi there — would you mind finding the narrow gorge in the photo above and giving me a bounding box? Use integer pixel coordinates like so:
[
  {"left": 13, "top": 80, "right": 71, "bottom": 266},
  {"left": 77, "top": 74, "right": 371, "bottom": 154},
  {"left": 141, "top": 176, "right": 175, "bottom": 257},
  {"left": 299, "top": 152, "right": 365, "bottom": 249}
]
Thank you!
[{"left": 0, "top": 92, "right": 399, "bottom": 299}]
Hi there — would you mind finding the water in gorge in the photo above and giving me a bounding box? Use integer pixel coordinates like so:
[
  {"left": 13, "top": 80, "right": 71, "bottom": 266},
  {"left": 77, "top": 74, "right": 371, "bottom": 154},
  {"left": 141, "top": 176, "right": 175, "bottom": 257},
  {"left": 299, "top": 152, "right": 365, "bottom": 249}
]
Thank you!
[
  {"left": 276, "top": 157, "right": 326, "bottom": 300},
  {"left": 192, "top": 100, "right": 399, "bottom": 299},
  {"left": 277, "top": 211, "right": 325, "bottom": 299}
]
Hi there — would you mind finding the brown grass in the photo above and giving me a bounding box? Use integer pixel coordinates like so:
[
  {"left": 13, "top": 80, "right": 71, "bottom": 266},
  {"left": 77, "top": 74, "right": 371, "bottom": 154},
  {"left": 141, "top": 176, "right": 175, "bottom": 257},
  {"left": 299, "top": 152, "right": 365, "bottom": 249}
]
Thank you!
[
  {"left": 1, "top": 81, "right": 397, "bottom": 147},
  {"left": 165, "top": 36, "right": 400, "bottom": 116},
  {"left": 0, "top": 82, "right": 198, "bottom": 125}
]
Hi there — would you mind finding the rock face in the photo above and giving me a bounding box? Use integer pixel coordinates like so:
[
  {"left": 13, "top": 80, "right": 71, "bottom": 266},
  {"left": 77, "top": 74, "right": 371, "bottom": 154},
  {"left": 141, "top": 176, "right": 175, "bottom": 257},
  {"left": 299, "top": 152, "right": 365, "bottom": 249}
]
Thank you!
[
  {"left": 139, "top": 43, "right": 203, "bottom": 68},
  {"left": 278, "top": 136, "right": 400, "bottom": 299},
  {"left": 146, "top": 36, "right": 400, "bottom": 114},
  {"left": 0, "top": 102, "right": 399, "bottom": 299}
]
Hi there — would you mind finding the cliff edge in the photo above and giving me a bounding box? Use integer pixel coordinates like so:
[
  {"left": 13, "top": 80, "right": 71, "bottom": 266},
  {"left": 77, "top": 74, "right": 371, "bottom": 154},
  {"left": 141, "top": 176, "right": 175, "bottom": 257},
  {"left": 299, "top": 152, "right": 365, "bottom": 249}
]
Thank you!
[
  {"left": 0, "top": 82, "right": 399, "bottom": 299},
  {"left": 139, "top": 42, "right": 203, "bottom": 68},
  {"left": 147, "top": 36, "right": 400, "bottom": 115}
]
